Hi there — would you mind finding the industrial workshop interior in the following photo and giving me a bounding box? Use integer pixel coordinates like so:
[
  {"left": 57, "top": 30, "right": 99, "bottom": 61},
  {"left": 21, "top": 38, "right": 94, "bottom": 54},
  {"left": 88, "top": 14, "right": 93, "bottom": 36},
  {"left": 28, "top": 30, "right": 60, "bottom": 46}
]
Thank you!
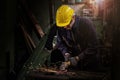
[{"left": 0, "top": 0, "right": 120, "bottom": 80}]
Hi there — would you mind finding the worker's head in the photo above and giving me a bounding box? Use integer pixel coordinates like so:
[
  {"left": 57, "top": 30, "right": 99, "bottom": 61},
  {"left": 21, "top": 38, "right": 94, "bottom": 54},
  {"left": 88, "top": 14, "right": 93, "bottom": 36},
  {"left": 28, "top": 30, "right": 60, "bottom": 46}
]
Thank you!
[{"left": 56, "top": 5, "right": 75, "bottom": 29}]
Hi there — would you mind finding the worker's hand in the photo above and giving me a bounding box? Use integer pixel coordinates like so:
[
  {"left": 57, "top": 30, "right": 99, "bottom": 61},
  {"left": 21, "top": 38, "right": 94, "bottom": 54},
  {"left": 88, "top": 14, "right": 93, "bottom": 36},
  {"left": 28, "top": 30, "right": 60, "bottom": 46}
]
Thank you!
[
  {"left": 59, "top": 61, "right": 70, "bottom": 71},
  {"left": 64, "top": 53, "right": 71, "bottom": 61},
  {"left": 69, "top": 56, "right": 79, "bottom": 66}
]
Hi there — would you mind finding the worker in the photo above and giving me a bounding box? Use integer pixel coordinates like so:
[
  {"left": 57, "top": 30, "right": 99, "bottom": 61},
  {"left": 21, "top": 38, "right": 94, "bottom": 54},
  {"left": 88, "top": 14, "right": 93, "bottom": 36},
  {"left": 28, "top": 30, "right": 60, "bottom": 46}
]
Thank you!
[{"left": 45, "top": 5, "right": 100, "bottom": 71}]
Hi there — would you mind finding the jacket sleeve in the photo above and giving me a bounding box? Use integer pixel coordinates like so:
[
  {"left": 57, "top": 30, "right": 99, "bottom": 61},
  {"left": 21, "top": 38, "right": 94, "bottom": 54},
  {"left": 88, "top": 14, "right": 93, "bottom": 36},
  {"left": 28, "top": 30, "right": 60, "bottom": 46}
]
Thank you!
[
  {"left": 57, "top": 33, "right": 69, "bottom": 55},
  {"left": 78, "top": 41, "right": 99, "bottom": 60},
  {"left": 76, "top": 18, "right": 99, "bottom": 60}
]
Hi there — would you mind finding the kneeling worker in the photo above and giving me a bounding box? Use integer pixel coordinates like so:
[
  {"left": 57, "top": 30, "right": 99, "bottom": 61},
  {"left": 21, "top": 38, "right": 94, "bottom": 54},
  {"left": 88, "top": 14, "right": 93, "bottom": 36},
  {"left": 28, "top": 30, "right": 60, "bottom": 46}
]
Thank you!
[{"left": 55, "top": 5, "right": 100, "bottom": 71}]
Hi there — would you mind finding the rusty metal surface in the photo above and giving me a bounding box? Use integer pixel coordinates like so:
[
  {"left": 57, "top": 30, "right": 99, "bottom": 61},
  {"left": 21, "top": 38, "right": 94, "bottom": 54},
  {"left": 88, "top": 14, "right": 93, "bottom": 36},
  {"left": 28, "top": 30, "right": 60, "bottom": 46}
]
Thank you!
[{"left": 26, "top": 67, "right": 109, "bottom": 80}]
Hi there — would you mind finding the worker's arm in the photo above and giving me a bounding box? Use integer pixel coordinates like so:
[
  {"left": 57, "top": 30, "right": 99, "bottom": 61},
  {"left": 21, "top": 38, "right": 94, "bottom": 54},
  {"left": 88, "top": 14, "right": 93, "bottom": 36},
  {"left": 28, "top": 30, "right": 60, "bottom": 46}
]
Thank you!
[
  {"left": 56, "top": 28, "right": 73, "bottom": 62},
  {"left": 57, "top": 32, "right": 69, "bottom": 56},
  {"left": 76, "top": 17, "right": 99, "bottom": 63},
  {"left": 45, "top": 24, "right": 58, "bottom": 50}
]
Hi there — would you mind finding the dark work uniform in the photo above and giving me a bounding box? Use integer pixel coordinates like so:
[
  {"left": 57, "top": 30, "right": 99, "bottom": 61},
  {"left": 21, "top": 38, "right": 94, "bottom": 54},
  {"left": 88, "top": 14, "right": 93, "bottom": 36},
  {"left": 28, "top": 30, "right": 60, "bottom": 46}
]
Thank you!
[{"left": 57, "top": 16, "right": 100, "bottom": 71}]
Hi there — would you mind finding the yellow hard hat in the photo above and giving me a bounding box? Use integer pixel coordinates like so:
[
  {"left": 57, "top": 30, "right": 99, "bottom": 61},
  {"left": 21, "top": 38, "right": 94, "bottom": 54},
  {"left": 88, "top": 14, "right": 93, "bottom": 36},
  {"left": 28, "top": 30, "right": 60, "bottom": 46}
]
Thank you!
[{"left": 56, "top": 5, "right": 74, "bottom": 27}]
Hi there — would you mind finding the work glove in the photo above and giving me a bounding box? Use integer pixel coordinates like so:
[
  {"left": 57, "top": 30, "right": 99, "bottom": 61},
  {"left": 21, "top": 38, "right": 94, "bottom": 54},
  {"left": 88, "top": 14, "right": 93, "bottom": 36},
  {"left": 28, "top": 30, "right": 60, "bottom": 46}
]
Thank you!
[
  {"left": 59, "top": 53, "right": 70, "bottom": 71},
  {"left": 69, "top": 56, "right": 79, "bottom": 66},
  {"left": 64, "top": 53, "right": 71, "bottom": 61}
]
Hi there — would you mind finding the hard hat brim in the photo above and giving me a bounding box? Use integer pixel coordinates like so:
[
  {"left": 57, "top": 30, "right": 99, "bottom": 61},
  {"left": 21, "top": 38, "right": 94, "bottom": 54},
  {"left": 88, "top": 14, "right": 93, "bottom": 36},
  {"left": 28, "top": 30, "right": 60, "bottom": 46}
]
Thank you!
[{"left": 56, "top": 19, "right": 71, "bottom": 27}]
